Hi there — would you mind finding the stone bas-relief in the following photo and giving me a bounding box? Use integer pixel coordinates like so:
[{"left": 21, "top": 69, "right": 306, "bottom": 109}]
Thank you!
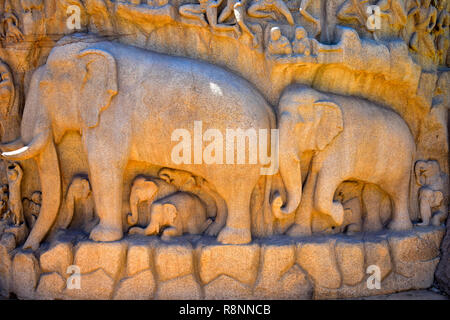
[{"left": 0, "top": 0, "right": 448, "bottom": 300}]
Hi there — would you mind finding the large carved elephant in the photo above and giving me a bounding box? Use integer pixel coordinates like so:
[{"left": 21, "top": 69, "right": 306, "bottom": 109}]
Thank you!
[
  {"left": 272, "top": 85, "right": 415, "bottom": 235},
  {"left": 0, "top": 34, "right": 276, "bottom": 249}
]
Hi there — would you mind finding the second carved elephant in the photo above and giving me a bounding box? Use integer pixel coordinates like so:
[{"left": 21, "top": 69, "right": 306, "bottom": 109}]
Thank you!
[{"left": 272, "top": 85, "right": 416, "bottom": 235}]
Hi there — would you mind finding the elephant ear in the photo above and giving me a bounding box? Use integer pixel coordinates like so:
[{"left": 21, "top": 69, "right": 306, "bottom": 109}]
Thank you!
[
  {"left": 77, "top": 48, "right": 118, "bottom": 128},
  {"left": 163, "top": 204, "right": 177, "bottom": 225},
  {"left": 312, "top": 100, "right": 343, "bottom": 151}
]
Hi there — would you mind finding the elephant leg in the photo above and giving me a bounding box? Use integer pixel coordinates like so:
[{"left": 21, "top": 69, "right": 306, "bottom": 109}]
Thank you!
[
  {"left": 88, "top": 157, "right": 125, "bottom": 242},
  {"left": 217, "top": 178, "right": 253, "bottom": 244},
  {"left": 362, "top": 184, "right": 383, "bottom": 232},
  {"left": 386, "top": 177, "right": 413, "bottom": 231},
  {"left": 287, "top": 170, "right": 317, "bottom": 236},
  {"left": 313, "top": 169, "right": 344, "bottom": 226}
]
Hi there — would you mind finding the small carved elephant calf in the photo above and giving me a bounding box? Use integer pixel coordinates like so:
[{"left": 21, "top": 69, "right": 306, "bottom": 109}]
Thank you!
[{"left": 129, "top": 192, "right": 212, "bottom": 240}]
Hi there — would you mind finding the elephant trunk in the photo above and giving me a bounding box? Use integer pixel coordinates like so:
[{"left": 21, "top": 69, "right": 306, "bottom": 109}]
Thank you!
[
  {"left": 23, "top": 138, "right": 61, "bottom": 250},
  {"left": 272, "top": 122, "right": 302, "bottom": 219},
  {"left": 1, "top": 129, "right": 52, "bottom": 161}
]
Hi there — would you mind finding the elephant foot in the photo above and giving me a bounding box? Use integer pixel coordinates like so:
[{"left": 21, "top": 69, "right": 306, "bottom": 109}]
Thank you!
[
  {"left": 90, "top": 223, "right": 123, "bottom": 242},
  {"left": 286, "top": 223, "right": 312, "bottom": 237},
  {"left": 129, "top": 227, "right": 146, "bottom": 235},
  {"left": 23, "top": 238, "right": 39, "bottom": 251},
  {"left": 217, "top": 226, "right": 251, "bottom": 244},
  {"left": 388, "top": 218, "right": 413, "bottom": 231}
]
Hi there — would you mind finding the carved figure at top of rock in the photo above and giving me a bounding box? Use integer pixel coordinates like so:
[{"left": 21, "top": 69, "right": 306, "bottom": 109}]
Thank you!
[
  {"left": 247, "top": 0, "right": 295, "bottom": 25},
  {"left": 271, "top": 85, "right": 415, "bottom": 236},
  {"left": 1, "top": 0, "right": 23, "bottom": 43},
  {"left": 408, "top": 0, "right": 438, "bottom": 57},
  {"left": 267, "top": 26, "right": 292, "bottom": 56},
  {"left": 377, "top": 0, "right": 408, "bottom": 31},
  {"left": 337, "top": 0, "right": 374, "bottom": 35},
  {"left": 415, "top": 160, "right": 447, "bottom": 226},
  {"left": 0, "top": 60, "right": 14, "bottom": 124},
  {"left": 179, "top": 0, "right": 210, "bottom": 26},
  {"left": 22, "top": 191, "right": 41, "bottom": 229},
  {"left": 6, "top": 162, "right": 23, "bottom": 226},
  {"left": 234, "top": 1, "right": 258, "bottom": 47},
  {"left": 299, "top": 0, "right": 321, "bottom": 36},
  {"left": 292, "top": 26, "right": 310, "bottom": 55},
  {"left": 205, "top": 0, "right": 241, "bottom": 36},
  {"left": 129, "top": 192, "right": 212, "bottom": 240},
  {"left": 433, "top": 0, "right": 449, "bottom": 64},
  {"left": 158, "top": 167, "right": 227, "bottom": 236},
  {"left": 0, "top": 34, "right": 277, "bottom": 249}
]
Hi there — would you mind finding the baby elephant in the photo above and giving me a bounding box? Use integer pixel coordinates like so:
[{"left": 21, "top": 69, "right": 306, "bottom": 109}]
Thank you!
[{"left": 129, "top": 192, "right": 212, "bottom": 240}]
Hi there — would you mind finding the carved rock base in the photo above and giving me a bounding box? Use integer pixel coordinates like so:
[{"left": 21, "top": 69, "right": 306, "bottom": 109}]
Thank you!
[{"left": 0, "top": 226, "right": 445, "bottom": 300}]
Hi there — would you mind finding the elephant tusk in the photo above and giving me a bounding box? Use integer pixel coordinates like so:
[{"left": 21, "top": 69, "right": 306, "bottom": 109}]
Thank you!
[
  {"left": 1, "top": 129, "right": 51, "bottom": 161},
  {"left": 2, "top": 146, "right": 30, "bottom": 157}
]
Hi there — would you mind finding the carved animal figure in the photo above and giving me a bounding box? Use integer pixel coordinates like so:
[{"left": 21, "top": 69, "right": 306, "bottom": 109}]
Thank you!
[
  {"left": 0, "top": 34, "right": 276, "bottom": 249},
  {"left": 415, "top": 160, "right": 446, "bottom": 226},
  {"left": 23, "top": 191, "right": 41, "bottom": 228},
  {"left": 158, "top": 167, "right": 227, "bottom": 235},
  {"left": 127, "top": 176, "right": 178, "bottom": 227},
  {"left": 272, "top": 85, "right": 415, "bottom": 236},
  {"left": 129, "top": 192, "right": 212, "bottom": 239}
]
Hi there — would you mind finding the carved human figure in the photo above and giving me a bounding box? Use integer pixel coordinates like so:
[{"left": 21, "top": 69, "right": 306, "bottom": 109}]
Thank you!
[
  {"left": 408, "top": 0, "right": 438, "bottom": 57},
  {"left": 267, "top": 26, "right": 292, "bottom": 56},
  {"left": 377, "top": 0, "right": 407, "bottom": 31},
  {"left": 292, "top": 26, "right": 311, "bottom": 55},
  {"left": 6, "top": 162, "right": 23, "bottom": 226},
  {"left": 179, "top": 0, "right": 210, "bottom": 26},
  {"left": 158, "top": 167, "right": 227, "bottom": 236},
  {"left": 272, "top": 85, "right": 415, "bottom": 236},
  {"left": 1, "top": 0, "right": 24, "bottom": 43},
  {"left": 433, "top": 0, "right": 449, "bottom": 64},
  {"left": 247, "top": 0, "right": 295, "bottom": 25},
  {"left": 298, "top": 0, "right": 321, "bottom": 35},
  {"left": 206, "top": 0, "right": 241, "bottom": 36},
  {"left": 218, "top": 0, "right": 239, "bottom": 23},
  {"left": 179, "top": 0, "right": 240, "bottom": 35},
  {"left": 129, "top": 192, "right": 212, "bottom": 240},
  {"left": 22, "top": 191, "right": 41, "bottom": 228},
  {"left": 0, "top": 60, "right": 15, "bottom": 141},
  {"left": 234, "top": 1, "right": 258, "bottom": 47},
  {"left": 415, "top": 160, "right": 446, "bottom": 226}
]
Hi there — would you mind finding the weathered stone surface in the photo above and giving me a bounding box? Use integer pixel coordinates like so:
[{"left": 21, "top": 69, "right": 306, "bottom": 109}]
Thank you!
[
  {"left": 199, "top": 243, "right": 260, "bottom": 286},
  {"left": 64, "top": 269, "right": 115, "bottom": 300},
  {"left": 204, "top": 275, "right": 252, "bottom": 300},
  {"left": 114, "top": 270, "right": 155, "bottom": 300},
  {"left": 39, "top": 241, "right": 73, "bottom": 278},
  {"left": 253, "top": 243, "right": 305, "bottom": 299},
  {"left": 156, "top": 274, "right": 202, "bottom": 300},
  {"left": 364, "top": 239, "right": 392, "bottom": 280},
  {"left": 0, "top": 244, "right": 12, "bottom": 297},
  {"left": 35, "top": 272, "right": 65, "bottom": 300},
  {"left": 278, "top": 265, "right": 312, "bottom": 300},
  {"left": 4, "top": 224, "right": 28, "bottom": 246},
  {"left": 297, "top": 240, "right": 341, "bottom": 289},
  {"left": 436, "top": 223, "right": 450, "bottom": 295},
  {"left": 12, "top": 251, "right": 40, "bottom": 299},
  {"left": 336, "top": 240, "right": 365, "bottom": 286},
  {"left": 155, "top": 242, "right": 194, "bottom": 282},
  {"left": 1, "top": 233, "right": 16, "bottom": 252},
  {"left": 74, "top": 241, "right": 127, "bottom": 280},
  {"left": 126, "top": 243, "right": 152, "bottom": 277}
]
